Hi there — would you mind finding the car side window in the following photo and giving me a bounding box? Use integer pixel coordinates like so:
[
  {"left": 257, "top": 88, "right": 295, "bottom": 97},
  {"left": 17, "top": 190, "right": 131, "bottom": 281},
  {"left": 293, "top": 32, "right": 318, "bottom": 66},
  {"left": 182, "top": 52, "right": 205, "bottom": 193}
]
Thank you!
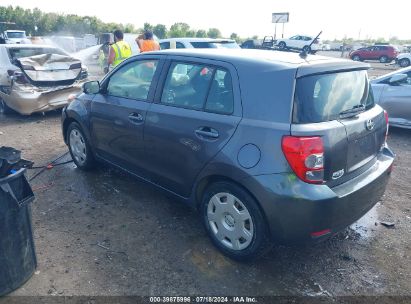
[
  {"left": 107, "top": 60, "right": 158, "bottom": 100},
  {"left": 205, "top": 69, "right": 234, "bottom": 114},
  {"left": 161, "top": 62, "right": 214, "bottom": 110},
  {"left": 160, "top": 42, "right": 170, "bottom": 50},
  {"left": 176, "top": 42, "right": 185, "bottom": 49}
]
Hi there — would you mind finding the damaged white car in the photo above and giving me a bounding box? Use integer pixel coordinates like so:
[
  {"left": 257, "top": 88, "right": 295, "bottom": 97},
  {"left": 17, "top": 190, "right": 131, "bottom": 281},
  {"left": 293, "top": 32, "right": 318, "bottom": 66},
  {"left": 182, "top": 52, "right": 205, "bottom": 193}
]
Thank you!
[{"left": 0, "top": 44, "right": 88, "bottom": 115}]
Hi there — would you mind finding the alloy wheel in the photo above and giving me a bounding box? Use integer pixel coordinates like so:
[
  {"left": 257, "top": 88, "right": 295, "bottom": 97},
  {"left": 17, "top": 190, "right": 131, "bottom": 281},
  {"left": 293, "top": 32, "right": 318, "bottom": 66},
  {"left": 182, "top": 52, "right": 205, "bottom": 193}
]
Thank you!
[{"left": 400, "top": 58, "right": 410, "bottom": 67}]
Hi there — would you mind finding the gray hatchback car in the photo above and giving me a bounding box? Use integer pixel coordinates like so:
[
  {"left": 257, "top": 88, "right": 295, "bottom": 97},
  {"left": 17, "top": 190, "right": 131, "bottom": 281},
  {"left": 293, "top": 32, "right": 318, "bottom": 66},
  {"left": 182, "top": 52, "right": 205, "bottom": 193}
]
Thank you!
[{"left": 62, "top": 49, "right": 395, "bottom": 260}]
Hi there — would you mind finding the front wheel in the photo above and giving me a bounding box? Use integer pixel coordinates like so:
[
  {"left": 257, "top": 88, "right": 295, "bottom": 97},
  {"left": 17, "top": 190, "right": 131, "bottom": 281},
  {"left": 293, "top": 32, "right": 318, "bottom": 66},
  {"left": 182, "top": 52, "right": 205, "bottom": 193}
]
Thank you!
[
  {"left": 201, "top": 181, "right": 271, "bottom": 261},
  {"left": 399, "top": 58, "right": 411, "bottom": 67},
  {"left": 0, "top": 97, "right": 14, "bottom": 115},
  {"left": 67, "top": 122, "right": 95, "bottom": 170},
  {"left": 352, "top": 55, "right": 361, "bottom": 61}
]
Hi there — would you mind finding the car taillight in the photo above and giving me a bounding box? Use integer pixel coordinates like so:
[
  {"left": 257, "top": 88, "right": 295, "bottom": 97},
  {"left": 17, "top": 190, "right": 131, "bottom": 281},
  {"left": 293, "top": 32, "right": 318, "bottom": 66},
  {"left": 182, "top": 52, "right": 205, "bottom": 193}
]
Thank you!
[
  {"left": 384, "top": 110, "right": 389, "bottom": 142},
  {"left": 7, "top": 69, "right": 29, "bottom": 84},
  {"left": 282, "top": 136, "right": 325, "bottom": 184}
]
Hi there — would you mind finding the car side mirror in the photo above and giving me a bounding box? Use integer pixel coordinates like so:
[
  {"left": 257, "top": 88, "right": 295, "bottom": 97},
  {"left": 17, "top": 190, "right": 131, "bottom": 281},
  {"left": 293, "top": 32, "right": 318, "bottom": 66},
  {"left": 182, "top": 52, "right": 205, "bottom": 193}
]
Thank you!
[
  {"left": 83, "top": 81, "right": 100, "bottom": 94},
  {"left": 389, "top": 74, "right": 408, "bottom": 85}
]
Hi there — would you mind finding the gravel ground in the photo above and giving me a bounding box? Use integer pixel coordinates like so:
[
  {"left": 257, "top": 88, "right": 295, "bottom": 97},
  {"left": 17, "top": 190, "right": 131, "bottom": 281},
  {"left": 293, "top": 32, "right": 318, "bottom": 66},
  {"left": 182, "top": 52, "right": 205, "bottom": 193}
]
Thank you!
[{"left": 0, "top": 58, "right": 410, "bottom": 301}]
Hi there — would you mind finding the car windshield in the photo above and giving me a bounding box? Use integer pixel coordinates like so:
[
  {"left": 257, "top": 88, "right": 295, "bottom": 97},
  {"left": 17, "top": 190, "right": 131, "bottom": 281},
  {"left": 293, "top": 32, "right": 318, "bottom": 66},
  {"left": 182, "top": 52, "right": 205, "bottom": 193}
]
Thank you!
[
  {"left": 6, "top": 31, "right": 26, "bottom": 38},
  {"left": 293, "top": 70, "right": 374, "bottom": 123},
  {"left": 8, "top": 47, "right": 68, "bottom": 60}
]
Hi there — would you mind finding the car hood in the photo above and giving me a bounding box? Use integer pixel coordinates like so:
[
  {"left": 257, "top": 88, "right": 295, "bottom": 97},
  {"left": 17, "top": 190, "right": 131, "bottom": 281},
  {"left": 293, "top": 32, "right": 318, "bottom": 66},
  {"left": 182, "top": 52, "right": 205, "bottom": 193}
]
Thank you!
[{"left": 16, "top": 54, "right": 82, "bottom": 84}]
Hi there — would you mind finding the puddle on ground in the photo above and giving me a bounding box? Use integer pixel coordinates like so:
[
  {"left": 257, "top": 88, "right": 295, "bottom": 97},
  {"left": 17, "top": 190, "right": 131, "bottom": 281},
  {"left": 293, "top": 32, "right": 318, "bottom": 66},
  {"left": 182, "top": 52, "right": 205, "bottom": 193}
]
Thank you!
[{"left": 349, "top": 203, "right": 381, "bottom": 238}]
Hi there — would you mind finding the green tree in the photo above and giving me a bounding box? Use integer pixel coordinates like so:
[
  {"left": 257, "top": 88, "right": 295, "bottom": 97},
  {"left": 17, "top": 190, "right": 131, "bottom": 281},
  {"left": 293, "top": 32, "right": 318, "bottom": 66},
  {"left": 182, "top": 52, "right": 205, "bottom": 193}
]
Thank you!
[
  {"left": 186, "top": 29, "right": 196, "bottom": 37},
  {"left": 207, "top": 28, "right": 221, "bottom": 38},
  {"left": 143, "top": 22, "right": 153, "bottom": 31},
  {"left": 169, "top": 22, "right": 190, "bottom": 37},
  {"left": 196, "top": 29, "right": 207, "bottom": 38},
  {"left": 153, "top": 24, "right": 167, "bottom": 39},
  {"left": 124, "top": 23, "right": 135, "bottom": 33},
  {"left": 230, "top": 32, "right": 239, "bottom": 42}
]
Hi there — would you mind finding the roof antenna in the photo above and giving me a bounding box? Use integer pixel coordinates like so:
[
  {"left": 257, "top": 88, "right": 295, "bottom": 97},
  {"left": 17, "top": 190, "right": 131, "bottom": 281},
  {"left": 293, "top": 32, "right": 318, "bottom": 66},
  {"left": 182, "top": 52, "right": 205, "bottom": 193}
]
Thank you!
[{"left": 300, "top": 31, "right": 322, "bottom": 58}]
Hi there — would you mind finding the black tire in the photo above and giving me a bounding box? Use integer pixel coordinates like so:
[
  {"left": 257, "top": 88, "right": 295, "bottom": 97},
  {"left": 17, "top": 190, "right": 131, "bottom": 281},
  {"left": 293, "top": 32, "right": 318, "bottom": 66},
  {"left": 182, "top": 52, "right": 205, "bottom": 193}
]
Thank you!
[
  {"left": 379, "top": 55, "right": 389, "bottom": 63},
  {"left": 278, "top": 41, "right": 286, "bottom": 50},
  {"left": 0, "top": 97, "right": 14, "bottom": 115},
  {"left": 302, "top": 45, "right": 311, "bottom": 53},
  {"left": 67, "top": 122, "right": 95, "bottom": 170},
  {"left": 399, "top": 58, "right": 411, "bottom": 67},
  {"left": 201, "top": 181, "right": 271, "bottom": 261},
  {"left": 352, "top": 55, "right": 361, "bottom": 61}
]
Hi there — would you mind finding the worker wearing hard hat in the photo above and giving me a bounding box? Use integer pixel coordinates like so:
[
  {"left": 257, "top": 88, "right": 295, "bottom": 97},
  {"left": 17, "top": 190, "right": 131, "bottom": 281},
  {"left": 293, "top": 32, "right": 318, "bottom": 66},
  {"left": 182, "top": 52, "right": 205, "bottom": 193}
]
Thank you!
[{"left": 107, "top": 30, "right": 132, "bottom": 68}]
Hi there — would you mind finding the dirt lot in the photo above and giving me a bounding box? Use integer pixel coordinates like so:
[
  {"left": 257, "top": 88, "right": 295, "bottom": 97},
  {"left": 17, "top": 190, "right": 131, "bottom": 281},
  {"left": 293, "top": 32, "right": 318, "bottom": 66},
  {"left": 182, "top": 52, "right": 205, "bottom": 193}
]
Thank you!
[{"left": 0, "top": 58, "right": 410, "bottom": 300}]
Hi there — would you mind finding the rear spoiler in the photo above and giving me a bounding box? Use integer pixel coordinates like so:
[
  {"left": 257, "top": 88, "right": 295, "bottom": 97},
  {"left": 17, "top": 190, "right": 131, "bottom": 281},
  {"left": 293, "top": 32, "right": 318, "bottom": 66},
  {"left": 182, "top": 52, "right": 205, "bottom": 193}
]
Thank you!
[{"left": 296, "top": 60, "right": 370, "bottom": 78}]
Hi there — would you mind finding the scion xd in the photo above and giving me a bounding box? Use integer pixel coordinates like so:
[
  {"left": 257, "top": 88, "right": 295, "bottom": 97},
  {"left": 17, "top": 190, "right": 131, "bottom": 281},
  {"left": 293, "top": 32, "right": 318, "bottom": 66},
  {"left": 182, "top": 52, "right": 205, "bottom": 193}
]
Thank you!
[{"left": 62, "top": 49, "right": 394, "bottom": 261}]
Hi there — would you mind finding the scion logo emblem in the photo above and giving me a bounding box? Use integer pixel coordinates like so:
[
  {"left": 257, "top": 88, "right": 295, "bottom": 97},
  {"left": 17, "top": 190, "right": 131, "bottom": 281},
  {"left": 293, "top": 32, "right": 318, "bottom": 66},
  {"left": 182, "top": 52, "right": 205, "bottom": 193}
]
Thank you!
[{"left": 366, "top": 119, "right": 375, "bottom": 131}]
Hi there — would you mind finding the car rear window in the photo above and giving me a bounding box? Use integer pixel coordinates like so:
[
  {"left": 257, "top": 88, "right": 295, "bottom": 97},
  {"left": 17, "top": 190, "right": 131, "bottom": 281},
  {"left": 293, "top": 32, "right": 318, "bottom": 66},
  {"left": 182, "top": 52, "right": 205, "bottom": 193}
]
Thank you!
[
  {"left": 293, "top": 70, "right": 374, "bottom": 123},
  {"left": 190, "top": 41, "right": 239, "bottom": 49},
  {"left": 8, "top": 47, "right": 68, "bottom": 60},
  {"left": 6, "top": 32, "right": 26, "bottom": 38}
]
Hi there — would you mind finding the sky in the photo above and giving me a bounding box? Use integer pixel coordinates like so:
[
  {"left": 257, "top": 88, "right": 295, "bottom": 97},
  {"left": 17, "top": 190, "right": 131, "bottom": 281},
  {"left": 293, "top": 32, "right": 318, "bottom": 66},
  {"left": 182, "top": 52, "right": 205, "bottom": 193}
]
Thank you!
[{"left": 1, "top": 0, "right": 410, "bottom": 40}]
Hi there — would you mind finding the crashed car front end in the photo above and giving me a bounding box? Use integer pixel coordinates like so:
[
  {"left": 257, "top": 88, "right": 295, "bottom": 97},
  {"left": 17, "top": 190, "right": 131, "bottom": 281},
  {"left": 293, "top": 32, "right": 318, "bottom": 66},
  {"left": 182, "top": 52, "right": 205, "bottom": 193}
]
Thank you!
[{"left": 0, "top": 53, "right": 88, "bottom": 115}]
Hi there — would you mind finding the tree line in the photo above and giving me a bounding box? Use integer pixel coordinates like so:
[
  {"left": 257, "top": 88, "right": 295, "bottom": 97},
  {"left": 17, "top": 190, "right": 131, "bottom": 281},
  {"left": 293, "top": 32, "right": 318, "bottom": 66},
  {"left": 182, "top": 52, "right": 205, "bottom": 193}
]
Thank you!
[{"left": 0, "top": 5, "right": 241, "bottom": 40}]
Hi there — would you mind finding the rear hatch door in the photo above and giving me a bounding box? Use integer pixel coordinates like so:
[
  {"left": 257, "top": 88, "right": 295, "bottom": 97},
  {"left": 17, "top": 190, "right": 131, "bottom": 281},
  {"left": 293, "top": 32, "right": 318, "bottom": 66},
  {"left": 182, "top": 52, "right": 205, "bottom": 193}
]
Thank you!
[{"left": 292, "top": 68, "right": 386, "bottom": 186}]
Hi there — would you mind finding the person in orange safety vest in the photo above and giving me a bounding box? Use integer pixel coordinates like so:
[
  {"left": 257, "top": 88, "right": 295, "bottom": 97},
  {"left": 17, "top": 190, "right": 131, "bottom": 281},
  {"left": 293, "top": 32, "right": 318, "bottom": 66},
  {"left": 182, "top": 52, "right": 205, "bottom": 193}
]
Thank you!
[{"left": 135, "top": 30, "right": 160, "bottom": 53}]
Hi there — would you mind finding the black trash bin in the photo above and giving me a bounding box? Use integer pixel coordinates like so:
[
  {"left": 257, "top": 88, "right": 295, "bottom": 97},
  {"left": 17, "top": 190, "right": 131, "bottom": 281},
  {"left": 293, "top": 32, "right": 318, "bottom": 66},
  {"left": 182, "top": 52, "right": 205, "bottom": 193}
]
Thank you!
[{"left": 0, "top": 168, "right": 36, "bottom": 296}]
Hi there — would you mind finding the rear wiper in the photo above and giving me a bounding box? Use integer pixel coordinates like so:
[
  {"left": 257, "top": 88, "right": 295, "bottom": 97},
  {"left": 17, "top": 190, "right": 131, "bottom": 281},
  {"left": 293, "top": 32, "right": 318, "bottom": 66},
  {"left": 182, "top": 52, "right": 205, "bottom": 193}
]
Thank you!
[{"left": 339, "top": 104, "right": 365, "bottom": 119}]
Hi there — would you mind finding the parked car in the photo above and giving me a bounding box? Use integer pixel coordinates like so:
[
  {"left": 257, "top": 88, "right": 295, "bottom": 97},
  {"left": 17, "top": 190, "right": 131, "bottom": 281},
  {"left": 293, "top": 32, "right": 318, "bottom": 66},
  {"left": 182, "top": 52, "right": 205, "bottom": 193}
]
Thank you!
[
  {"left": 1, "top": 30, "right": 31, "bottom": 44},
  {"left": 0, "top": 44, "right": 88, "bottom": 115},
  {"left": 371, "top": 66, "right": 411, "bottom": 129},
  {"left": 159, "top": 38, "right": 240, "bottom": 50},
  {"left": 395, "top": 52, "right": 411, "bottom": 67},
  {"left": 349, "top": 45, "right": 399, "bottom": 63},
  {"left": 276, "top": 35, "right": 321, "bottom": 53},
  {"left": 62, "top": 49, "right": 394, "bottom": 260},
  {"left": 240, "top": 39, "right": 263, "bottom": 49}
]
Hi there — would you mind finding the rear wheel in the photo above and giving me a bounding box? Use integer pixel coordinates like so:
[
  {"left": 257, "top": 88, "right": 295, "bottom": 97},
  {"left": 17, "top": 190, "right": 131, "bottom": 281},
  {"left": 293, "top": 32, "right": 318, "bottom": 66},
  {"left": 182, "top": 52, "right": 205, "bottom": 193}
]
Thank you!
[
  {"left": 399, "top": 58, "right": 411, "bottom": 67},
  {"left": 278, "top": 41, "right": 286, "bottom": 50},
  {"left": 302, "top": 45, "right": 311, "bottom": 53},
  {"left": 67, "top": 122, "right": 95, "bottom": 170},
  {"left": 201, "top": 181, "right": 271, "bottom": 261},
  {"left": 379, "top": 55, "right": 389, "bottom": 63}
]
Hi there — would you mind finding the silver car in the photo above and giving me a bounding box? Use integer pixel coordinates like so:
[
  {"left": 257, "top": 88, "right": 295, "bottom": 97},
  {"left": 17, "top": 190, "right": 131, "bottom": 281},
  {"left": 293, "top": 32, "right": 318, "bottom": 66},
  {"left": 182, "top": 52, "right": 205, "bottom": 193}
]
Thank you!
[
  {"left": 371, "top": 67, "right": 411, "bottom": 129},
  {"left": 0, "top": 44, "right": 88, "bottom": 115}
]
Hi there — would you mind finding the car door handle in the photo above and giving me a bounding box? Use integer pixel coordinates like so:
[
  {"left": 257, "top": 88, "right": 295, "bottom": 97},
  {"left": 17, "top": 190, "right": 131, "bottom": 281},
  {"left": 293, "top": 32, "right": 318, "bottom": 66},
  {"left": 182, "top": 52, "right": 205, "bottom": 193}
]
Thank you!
[
  {"left": 195, "top": 127, "right": 219, "bottom": 139},
  {"left": 128, "top": 112, "right": 144, "bottom": 124}
]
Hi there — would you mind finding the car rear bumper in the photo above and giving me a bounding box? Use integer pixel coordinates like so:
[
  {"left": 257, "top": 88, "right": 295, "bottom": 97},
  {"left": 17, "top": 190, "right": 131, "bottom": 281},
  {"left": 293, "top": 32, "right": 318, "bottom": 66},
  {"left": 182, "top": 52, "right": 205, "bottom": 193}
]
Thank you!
[
  {"left": 0, "top": 81, "right": 85, "bottom": 115},
  {"left": 241, "top": 146, "right": 395, "bottom": 243}
]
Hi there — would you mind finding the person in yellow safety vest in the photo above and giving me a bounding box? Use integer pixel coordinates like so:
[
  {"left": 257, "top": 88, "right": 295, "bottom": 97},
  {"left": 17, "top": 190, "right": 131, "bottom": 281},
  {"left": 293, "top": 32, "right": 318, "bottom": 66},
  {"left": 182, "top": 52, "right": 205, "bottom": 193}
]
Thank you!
[{"left": 107, "top": 30, "right": 132, "bottom": 68}]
